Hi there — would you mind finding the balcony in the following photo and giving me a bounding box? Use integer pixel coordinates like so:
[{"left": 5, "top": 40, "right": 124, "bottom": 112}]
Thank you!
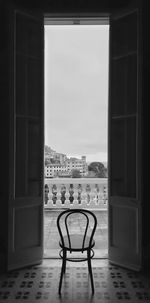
[
  {"left": 44, "top": 177, "right": 107, "bottom": 209},
  {"left": 44, "top": 178, "right": 108, "bottom": 258}
]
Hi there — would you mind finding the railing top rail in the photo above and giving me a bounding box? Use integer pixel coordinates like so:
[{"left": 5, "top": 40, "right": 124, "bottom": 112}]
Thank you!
[{"left": 45, "top": 177, "right": 107, "bottom": 185}]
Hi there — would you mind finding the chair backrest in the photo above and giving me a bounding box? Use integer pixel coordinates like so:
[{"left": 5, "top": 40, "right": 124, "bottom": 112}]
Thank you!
[{"left": 57, "top": 209, "right": 97, "bottom": 252}]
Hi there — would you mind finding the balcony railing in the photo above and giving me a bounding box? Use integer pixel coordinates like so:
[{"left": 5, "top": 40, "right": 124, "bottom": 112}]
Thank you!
[{"left": 44, "top": 178, "right": 108, "bottom": 210}]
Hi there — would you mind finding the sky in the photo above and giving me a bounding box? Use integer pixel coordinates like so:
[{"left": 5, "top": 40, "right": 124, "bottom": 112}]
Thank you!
[{"left": 44, "top": 24, "right": 109, "bottom": 163}]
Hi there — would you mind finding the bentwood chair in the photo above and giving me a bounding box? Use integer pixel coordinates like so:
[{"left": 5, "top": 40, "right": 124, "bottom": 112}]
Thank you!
[{"left": 57, "top": 208, "right": 97, "bottom": 294}]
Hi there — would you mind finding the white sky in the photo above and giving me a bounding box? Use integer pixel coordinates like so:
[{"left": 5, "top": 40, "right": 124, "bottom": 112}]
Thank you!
[{"left": 44, "top": 24, "right": 109, "bottom": 162}]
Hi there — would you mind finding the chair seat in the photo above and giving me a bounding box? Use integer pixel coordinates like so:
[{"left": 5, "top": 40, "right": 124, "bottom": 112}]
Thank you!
[{"left": 59, "top": 234, "right": 95, "bottom": 251}]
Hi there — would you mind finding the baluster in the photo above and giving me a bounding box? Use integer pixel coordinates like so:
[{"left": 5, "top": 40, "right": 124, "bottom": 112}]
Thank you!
[
  {"left": 80, "top": 184, "right": 87, "bottom": 206},
  {"left": 73, "top": 184, "right": 78, "bottom": 205},
  {"left": 52, "top": 184, "right": 57, "bottom": 205},
  {"left": 44, "top": 184, "right": 49, "bottom": 205},
  {"left": 94, "top": 184, "right": 99, "bottom": 205},
  {"left": 69, "top": 184, "right": 74, "bottom": 205},
  {"left": 48, "top": 184, "right": 53, "bottom": 206},
  {"left": 60, "top": 184, "right": 66, "bottom": 205},
  {"left": 97, "top": 192, "right": 101, "bottom": 206},
  {"left": 103, "top": 186, "right": 107, "bottom": 206},
  {"left": 77, "top": 184, "right": 82, "bottom": 205},
  {"left": 89, "top": 184, "right": 95, "bottom": 206},
  {"left": 56, "top": 184, "right": 62, "bottom": 205},
  {"left": 98, "top": 185, "right": 102, "bottom": 206},
  {"left": 101, "top": 185, "right": 104, "bottom": 205},
  {"left": 65, "top": 184, "right": 70, "bottom": 206},
  {"left": 86, "top": 184, "right": 91, "bottom": 206}
]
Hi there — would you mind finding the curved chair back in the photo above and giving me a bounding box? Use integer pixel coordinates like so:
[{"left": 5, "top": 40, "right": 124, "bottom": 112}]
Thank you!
[{"left": 57, "top": 208, "right": 97, "bottom": 252}]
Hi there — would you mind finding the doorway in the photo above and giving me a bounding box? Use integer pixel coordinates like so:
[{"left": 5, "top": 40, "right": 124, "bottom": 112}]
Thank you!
[
  {"left": 6, "top": 8, "right": 142, "bottom": 272},
  {"left": 44, "top": 17, "right": 109, "bottom": 259}
]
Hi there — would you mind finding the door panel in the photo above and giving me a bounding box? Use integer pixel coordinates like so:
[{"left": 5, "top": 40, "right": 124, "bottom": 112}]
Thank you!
[
  {"left": 110, "top": 200, "right": 141, "bottom": 267},
  {"left": 109, "top": 9, "right": 142, "bottom": 270},
  {"left": 16, "top": 12, "right": 42, "bottom": 56},
  {"left": 8, "top": 9, "right": 44, "bottom": 270},
  {"left": 112, "top": 11, "right": 137, "bottom": 56},
  {"left": 111, "top": 118, "right": 136, "bottom": 197},
  {"left": 16, "top": 56, "right": 42, "bottom": 116},
  {"left": 14, "top": 206, "right": 41, "bottom": 249},
  {"left": 111, "top": 55, "right": 137, "bottom": 116}
]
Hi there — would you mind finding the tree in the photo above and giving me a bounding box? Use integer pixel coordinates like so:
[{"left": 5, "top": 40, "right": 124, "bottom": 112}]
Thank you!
[
  {"left": 45, "top": 158, "right": 51, "bottom": 166},
  {"left": 45, "top": 145, "right": 52, "bottom": 153},
  {"left": 88, "top": 162, "right": 107, "bottom": 178},
  {"left": 71, "top": 169, "right": 81, "bottom": 178}
]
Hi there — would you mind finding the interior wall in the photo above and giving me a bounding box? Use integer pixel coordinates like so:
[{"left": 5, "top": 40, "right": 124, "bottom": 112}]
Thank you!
[
  {"left": 2, "top": 0, "right": 134, "bottom": 13},
  {"left": 0, "top": 4, "right": 10, "bottom": 272},
  {"left": 141, "top": 2, "right": 150, "bottom": 266},
  {"left": 0, "top": 0, "right": 147, "bottom": 272}
]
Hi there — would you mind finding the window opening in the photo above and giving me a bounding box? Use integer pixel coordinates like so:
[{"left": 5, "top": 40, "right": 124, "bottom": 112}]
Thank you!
[{"left": 44, "top": 17, "right": 109, "bottom": 259}]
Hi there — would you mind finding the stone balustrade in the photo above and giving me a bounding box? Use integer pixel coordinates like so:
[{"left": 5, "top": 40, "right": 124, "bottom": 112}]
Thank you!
[{"left": 44, "top": 178, "right": 108, "bottom": 210}]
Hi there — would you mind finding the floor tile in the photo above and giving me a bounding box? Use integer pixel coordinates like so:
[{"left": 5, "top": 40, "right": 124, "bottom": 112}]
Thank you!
[{"left": 0, "top": 260, "right": 150, "bottom": 303}]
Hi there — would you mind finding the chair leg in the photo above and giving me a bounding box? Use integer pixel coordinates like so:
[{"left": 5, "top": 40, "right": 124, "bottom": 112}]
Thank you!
[
  {"left": 59, "top": 263, "right": 63, "bottom": 294},
  {"left": 63, "top": 250, "right": 67, "bottom": 274},
  {"left": 87, "top": 250, "right": 94, "bottom": 294},
  {"left": 59, "top": 250, "right": 66, "bottom": 294}
]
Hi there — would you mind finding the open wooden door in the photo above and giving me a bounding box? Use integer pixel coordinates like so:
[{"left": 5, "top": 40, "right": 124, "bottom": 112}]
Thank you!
[
  {"left": 108, "top": 8, "right": 142, "bottom": 271},
  {"left": 8, "top": 9, "right": 44, "bottom": 270}
]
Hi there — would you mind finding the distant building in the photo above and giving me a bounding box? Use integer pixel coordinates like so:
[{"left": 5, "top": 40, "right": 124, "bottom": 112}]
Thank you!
[
  {"left": 66, "top": 156, "right": 88, "bottom": 177},
  {"left": 54, "top": 152, "right": 67, "bottom": 164},
  {"left": 45, "top": 163, "right": 69, "bottom": 178},
  {"left": 45, "top": 146, "right": 67, "bottom": 165},
  {"left": 44, "top": 147, "right": 88, "bottom": 178}
]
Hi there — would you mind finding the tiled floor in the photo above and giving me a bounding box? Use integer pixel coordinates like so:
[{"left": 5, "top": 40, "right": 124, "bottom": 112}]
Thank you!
[
  {"left": 0, "top": 260, "right": 150, "bottom": 303},
  {"left": 44, "top": 209, "right": 108, "bottom": 258}
]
